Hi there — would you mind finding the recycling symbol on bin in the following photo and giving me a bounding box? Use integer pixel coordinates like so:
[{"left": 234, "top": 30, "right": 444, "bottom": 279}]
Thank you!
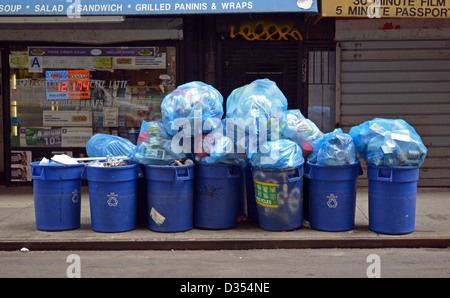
[
  {"left": 107, "top": 192, "right": 119, "bottom": 207},
  {"left": 326, "top": 194, "right": 338, "bottom": 209},
  {"left": 71, "top": 189, "right": 80, "bottom": 204}
]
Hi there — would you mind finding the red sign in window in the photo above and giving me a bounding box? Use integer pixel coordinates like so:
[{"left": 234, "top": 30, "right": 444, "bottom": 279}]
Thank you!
[{"left": 68, "top": 70, "right": 90, "bottom": 100}]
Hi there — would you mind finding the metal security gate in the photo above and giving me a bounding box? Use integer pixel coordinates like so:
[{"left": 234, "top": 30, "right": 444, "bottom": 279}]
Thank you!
[
  {"left": 337, "top": 39, "right": 450, "bottom": 187},
  {"left": 221, "top": 40, "right": 304, "bottom": 110},
  {"left": 308, "top": 50, "right": 336, "bottom": 133}
]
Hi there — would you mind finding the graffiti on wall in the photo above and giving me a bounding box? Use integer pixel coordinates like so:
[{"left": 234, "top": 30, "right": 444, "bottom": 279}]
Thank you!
[{"left": 230, "top": 21, "right": 303, "bottom": 41}]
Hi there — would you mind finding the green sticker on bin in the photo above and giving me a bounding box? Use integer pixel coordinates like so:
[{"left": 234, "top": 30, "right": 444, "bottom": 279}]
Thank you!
[{"left": 254, "top": 180, "right": 278, "bottom": 208}]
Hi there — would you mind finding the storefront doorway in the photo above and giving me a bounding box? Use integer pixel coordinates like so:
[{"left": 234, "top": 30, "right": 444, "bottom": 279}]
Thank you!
[{"left": 220, "top": 40, "right": 305, "bottom": 111}]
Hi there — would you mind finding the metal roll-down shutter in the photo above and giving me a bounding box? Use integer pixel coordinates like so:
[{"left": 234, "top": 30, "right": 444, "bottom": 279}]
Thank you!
[{"left": 338, "top": 39, "right": 450, "bottom": 187}]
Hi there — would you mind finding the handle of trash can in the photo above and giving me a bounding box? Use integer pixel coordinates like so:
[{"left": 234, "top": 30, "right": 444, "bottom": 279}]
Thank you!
[
  {"left": 227, "top": 165, "right": 241, "bottom": 178},
  {"left": 287, "top": 167, "right": 302, "bottom": 182},
  {"left": 176, "top": 167, "right": 191, "bottom": 181},
  {"left": 303, "top": 163, "right": 312, "bottom": 179},
  {"left": 136, "top": 166, "right": 144, "bottom": 179},
  {"left": 81, "top": 165, "right": 87, "bottom": 180},
  {"left": 31, "top": 167, "right": 45, "bottom": 180},
  {"left": 377, "top": 167, "right": 393, "bottom": 182}
]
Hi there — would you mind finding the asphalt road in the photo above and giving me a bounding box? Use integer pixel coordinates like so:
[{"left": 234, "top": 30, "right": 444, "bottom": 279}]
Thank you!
[{"left": 0, "top": 248, "right": 448, "bottom": 279}]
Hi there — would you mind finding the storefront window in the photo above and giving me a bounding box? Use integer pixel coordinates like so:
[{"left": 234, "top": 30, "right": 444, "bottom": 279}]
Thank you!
[{"left": 9, "top": 45, "right": 176, "bottom": 148}]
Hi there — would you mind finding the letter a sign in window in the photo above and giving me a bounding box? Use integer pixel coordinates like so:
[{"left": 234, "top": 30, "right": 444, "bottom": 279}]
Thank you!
[{"left": 28, "top": 56, "right": 43, "bottom": 73}]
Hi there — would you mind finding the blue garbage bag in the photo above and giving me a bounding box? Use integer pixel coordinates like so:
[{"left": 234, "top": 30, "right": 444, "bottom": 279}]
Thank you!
[
  {"left": 249, "top": 139, "right": 304, "bottom": 169},
  {"left": 282, "top": 109, "right": 323, "bottom": 157},
  {"left": 161, "top": 81, "right": 223, "bottom": 137},
  {"left": 86, "top": 134, "right": 136, "bottom": 158},
  {"left": 307, "top": 128, "right": 357, "bottom": 166},
  {"left": 349, "top": 118, "right": 427, "bottom": 166},
  {"left": 221, "top": 118, "right": 247, "bottom": 156},
  {"left": 133, "top": 120, "right": 188, "bottom": 165},
  {"left": 195, "top": 130, "right": 248, "bottom": 166},
  {"left": 226, "top": 79, "right": 288, "bottom": 142}
]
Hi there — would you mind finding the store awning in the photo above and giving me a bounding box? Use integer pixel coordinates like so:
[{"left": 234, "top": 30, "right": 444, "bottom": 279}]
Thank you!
[
  {"left": 322, "top": 0, "right": 450, "bottom": 19},
  {"left": 0, "top": 0, "right": 318, "bottom": 17}
]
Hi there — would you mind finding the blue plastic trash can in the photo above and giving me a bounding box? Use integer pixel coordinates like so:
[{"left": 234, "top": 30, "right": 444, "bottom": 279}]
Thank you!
[
  {"left": 31, "top": 162, "right": 84, "bottom": 231},
  {"left": 84, "top": 160, "right": 141, "bottom": 233},
  {"left": 251, "top": 162, "right": 304, "bottom": 231},
  {"left": 194, "top": 163, "right": 241, "bottom": 229},
  {"left": 304, "top": 162, "right": 363, "bottom": 231},
  {"left": 145, "top": 164, "right": 195, "bottom": 232},
  {"left": 367, "top": 165, "right": 420, "bottom": 234}
]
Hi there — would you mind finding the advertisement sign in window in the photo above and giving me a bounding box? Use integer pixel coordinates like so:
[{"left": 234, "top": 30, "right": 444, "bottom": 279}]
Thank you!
[
  {"left": 45, "top": 70, "right": 90, "bottom": 100},
  {"left": 29, "top": 47, "right": 166, "bottom": 71}
]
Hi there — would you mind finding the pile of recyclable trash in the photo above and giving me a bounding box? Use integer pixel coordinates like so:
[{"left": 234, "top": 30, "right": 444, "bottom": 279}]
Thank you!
[
  {"left": 249, "top": 139, "right": 304, "bottom": 169},
  {"left": 32, "top": 79, "right": 431, "bottom": 239},
  {"left": 307, "top": 128, "right": 357, "bottom": 166},
  {"left": 349, "top": 118, "right": 427, "bottom": 167},
  {"left": 87, "top": 155, "right": 128, "bottom": 167},
  {"left": 281, "top": 109, "right": 323, "bottom": 158},
  {"left": 224, "top": 79, "right": 322, "bottom": 169},
  {"left": 134, "top": 120, "right": 189, "bottom": 165},
  {"left": 74, "top": 79, "right": 427, "bottom": 170},
  {"left": 161, "top": 81, "right": 224, "bottom": 137},
  {"left": 38, "top": 153, "right": 130, "bottom": 167}
]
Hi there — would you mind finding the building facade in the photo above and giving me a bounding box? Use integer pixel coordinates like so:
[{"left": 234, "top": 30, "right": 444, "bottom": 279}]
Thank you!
[
  {"left": 2, "top": 1, "right": 448, "bottom": 187},
  {"left": 1, "top": 1, "right": 326, "bottom": 185}
]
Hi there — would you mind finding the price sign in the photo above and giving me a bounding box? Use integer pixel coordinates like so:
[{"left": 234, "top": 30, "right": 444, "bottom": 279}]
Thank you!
[{"left": 46, "top": 70, "right": 90, "bottom": 100}]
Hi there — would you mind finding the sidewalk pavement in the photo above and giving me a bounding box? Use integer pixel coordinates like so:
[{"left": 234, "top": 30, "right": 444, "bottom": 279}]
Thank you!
[{"left": 0, "top": 185, "right": 449, "bottom": 251}]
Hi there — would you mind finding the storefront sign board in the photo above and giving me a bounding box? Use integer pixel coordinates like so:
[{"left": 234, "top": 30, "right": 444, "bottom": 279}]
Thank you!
[
  {"left": 0, "top": 0, "right": 318, "bottom": 16},
  {"left": 28, "top": 47, "right": 166, "bottom": 71},
  {"left": 322, "top": 0, "right": 450, "bottom": 18}
]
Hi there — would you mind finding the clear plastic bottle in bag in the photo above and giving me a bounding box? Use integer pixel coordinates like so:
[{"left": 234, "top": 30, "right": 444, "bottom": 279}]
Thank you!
[{"left": 281, "top": 110, "right": 323, "bottom": 157}]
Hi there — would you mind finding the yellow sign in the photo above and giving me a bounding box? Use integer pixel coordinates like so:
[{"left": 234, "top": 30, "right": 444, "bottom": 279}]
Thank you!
[{"left": 322, "top": 0, "right": 450, "bottom": 18}]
